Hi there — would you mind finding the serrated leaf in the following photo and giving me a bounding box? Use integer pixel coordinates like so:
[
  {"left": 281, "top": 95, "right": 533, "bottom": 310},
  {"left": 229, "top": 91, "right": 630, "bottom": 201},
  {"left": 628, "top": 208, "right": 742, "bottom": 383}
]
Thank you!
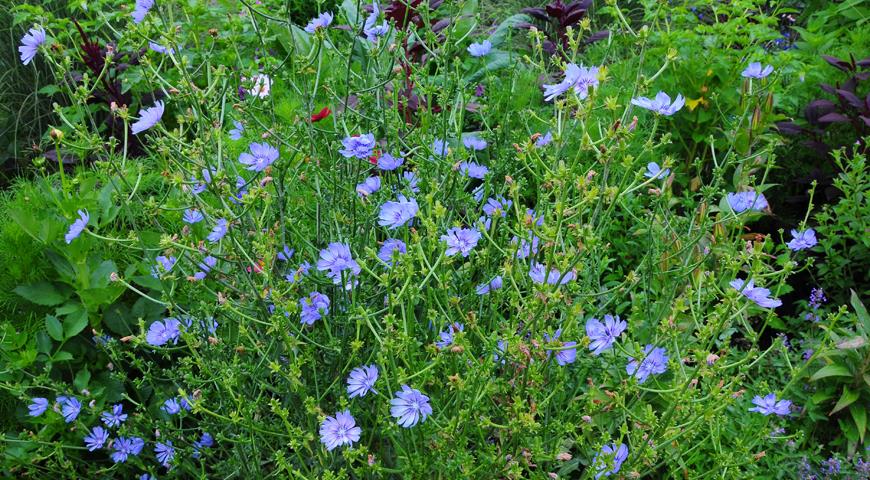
[
  {"left": 830, "top": 386, "right": 859, "bottom": 414},
  {"left": 45, "top": 315, "right": 63, "bottom": 342},
  {"left": 14, "top": 281, "right": 69, "bottom": 306},
  {"left": 810, "top": 363, "right": 852, "bottom": 381}
]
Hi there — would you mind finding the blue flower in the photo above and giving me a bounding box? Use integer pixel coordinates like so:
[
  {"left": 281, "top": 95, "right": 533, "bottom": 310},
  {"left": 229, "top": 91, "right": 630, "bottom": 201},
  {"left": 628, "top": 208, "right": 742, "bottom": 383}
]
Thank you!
[
  {"left": 644, "top": 162, "right": 670, "bottom": 179},
  {"left": 403, "top": 171, "right": 420, "bottom": 193},
  {"left": 592, "top": 443, "right": 629, "bottom": 479},
  {"left": 543, "top": 329, "right": 577, "bottom": 366},
  {"left": 304, "top": 12, "right": 334, "bottom": 34},
  {"left": 512, "top": 234, "right": 541, "bottom": 259},
  {"left": 155, "top": 440, "right": 175, "bottom": 467},
  {"left": 190, "top": 168, "right": 214, "bottom": 195},
  {"left": 483, "top": 196, "right": 511, "bottom": 217},
  {"left": 148, "top": 41, "right": 175, "bottom": 54},
  {"left": 111, "top": 436, "right": 145, "bottom": 463},
  {"left": 317, "top": 243, "right": 361, "bottom": 288},
  {"left": 586, "top": 315, "right": 627, "bottom": 355},
  {"left": 626, "top": 345, "right": 669, "bottom": 383},
  {"left": 27, "top": 397, "right": 48, "bottom": 417},
  {"left": 463, "top": 135, "right": 488, "bottom": 151},
  {"left": 787, "top": 229, "right": 817, "bottom": 251},
  {"left": 467, "top": 39, "right": 492, "bottom": 57},
  {"left": 59, "top": 396, "right": 81, "bottom": 423},
  {"left": 340, "top": 133, "right": 376, "bottom": 159},
  {"left": 183, "top": 209, "right": 204, "bottom": 224},
  {"left": 347, "top": 364, "right": 379, "bottom": 398},
  {"left": 320, "top": 410, "right": 361, "bottom": 451},
  {"left": 390, "top": 385, "right": 432, "bottom": 428},
  {"left": 529, "top": 262, "right": 575, "bottom": 285},
  {"left": 543, "top": 63, "right": 599, "bottom": 102},
  {"left": 749, "top": 393, "right": 791, "bottom": 416},
  {"left": 730, "top": 278, "right": 782, "bottom": 309},
  {"left": 65, "top": 209, "right": 90, "bottom": 244},
  {"left": 100, "top": 403, "right": 128, "bottom": 428},
  {"left": 631, "top": 92, "right": 685, "bottom": 116},
  {"left": 84, "top": 426, "right": 109, "bottom": 451},
  {"left": 239, "top": 142, "right": 279, "bottom": 172},
  {"left": 146, "top": 317, "right": 182, "bottom": 346},
  {"left": 131, "top": 100, "right": 165, "bottom": 135},
  {"left": 19, "top": 27, "right": 46, "bottom": 65},
  {"left": 435, "top": 323, "right": 464, "bottom": 349},
  {"left": 285, "top": 261, "right": 311, "bottom": 284},
  {"left": 229, "top": 120, "right": 244, "bottom": 140},
  {"left": 727, "top": 191, "right": 768, "bottom": 213},
  {"left": 300, "top": 291, "right": 330, "bottom": 325},
  {"left": 192, "top": 432, "right": 214, "bottom": 459},
  {"left": 432, "top": 139, "right": 449, "bottom": 158},
  {"left": 458, "top": 161, "right": 489, "bottom": 179},
  {"left": 132, "top": 0, "right": 154, "bottom": 23},
  {"left": 161, "top": 397, "right": 191, "bottom": 415},
  {"left": 193, "top": 255, "right": 217, "bottom": 281},
  {"left": 475, "top": 275, "right": 503, "bottom": 295},
  {"left": 742, "top": 62, "right": 774, "bottom": 79},
  {"left": 356, "top": 176, "right": 381, "bottom": 197},
  {"left": 378, "top": 195, "right": 419, "bottom": 229},
  {"left": 363, "top": 2, "right": 389, "bottom": 42},
  {"left": 441, "top": 227, "right": 481, "bottom": 257},
  {"left": 377, "top": 152, "right": 404, "bottom": 170},
  {"left": 277, "top": 244, "right": 295, "bottom": 262},
  {"left": 535, "top": 131, "right": 553, "bottom": 147},
  {"left": 207, "top": 218, "right": 229, "bottom": 242},
  {"left": 377, "top": 238, "right": 407, "bottom": 266},
  {"left": 155, "top": 255, "right": 176, "bottom": 274}
]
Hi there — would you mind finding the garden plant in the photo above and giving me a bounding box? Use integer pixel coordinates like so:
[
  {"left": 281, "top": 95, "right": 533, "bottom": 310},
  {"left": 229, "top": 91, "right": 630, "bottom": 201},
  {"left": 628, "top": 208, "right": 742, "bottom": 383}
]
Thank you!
[{"left": 1, "top": 0, "right": 869, "bottom": 478}]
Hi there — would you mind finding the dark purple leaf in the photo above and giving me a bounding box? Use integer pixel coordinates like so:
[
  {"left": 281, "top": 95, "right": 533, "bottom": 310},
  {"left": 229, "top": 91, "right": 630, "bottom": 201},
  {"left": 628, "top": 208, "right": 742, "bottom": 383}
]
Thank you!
[
  {"left": 514, "top": 22, "right": 535, "bottom": 30},
  {"left": 585, "top": 30, "right": 609, "bottom": 44},
  {"left": 822, "top": 55, "right": 851, "bottom": 72},
  {"left": 520, "top": 7, "right": 549, "bottom": 21},
  {"left": 546, "top": 1, "right": 567, "bottom": 18},
  {"left": 775, "top": 121, "right": 806, "bottom": 135},
  {"left": 836, "top": 89, "right": 863, "bottom": 109},
  {"left": 819, "top": 83, "right": 837, "bottom": 95},
  {"left": 542, "top": 40, "right": 556, "bottom": 55},
  {"left": 431, "top": 18, "right": 450, "bottom": 33},
  {"left": 856, "top": 72, "right": 870, "bottom": 81},
  {"left": 860, "top": 116, "right": 870, "bottom": 127},
  {"left": 817, "top": 112, "right": 850, "bottom": 123},
  {"left": 805, "top": 99, "right": 836, "bottom": 123},
  {"left": 562, "top": 9, "right": 587, "bottom": 27},
  {"left": 430, "top": 0, "right": 443, "bottom": 10},
  {"left": 857, "top": 57, "right": 870, "bottom": 68}
]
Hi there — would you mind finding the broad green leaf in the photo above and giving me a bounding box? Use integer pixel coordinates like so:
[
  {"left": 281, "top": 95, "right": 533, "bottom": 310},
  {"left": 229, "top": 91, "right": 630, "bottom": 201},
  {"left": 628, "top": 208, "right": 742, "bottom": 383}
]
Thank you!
[
  {"left": 810, "top": 363, "right": 852, "bottom": 381},
  {"left": 74, "top": 367, "right": 91, "bottom": 392},
  {"left": 851, "top": 404, "right": 867, "bottom": 443},
  {"left": 63, "top": 308, "right": 89, "bottom": 339},
  {"left": 15, "top": 281, "right": 69, "bottom": 306},
  {"left": 90, "top": 260, "right": 118, "bottom": 289},
  {"left": 53, "top": 351, "right": 73, "bottom": 362},
  {"left": 487, "top": 14, "right": 531, "bottom": 47},
  {"left": 830, "top": 386, "right": 859, "bottom": 414},
  {"left": 45, "top": 315, "right": 63, "bottom": 342}
]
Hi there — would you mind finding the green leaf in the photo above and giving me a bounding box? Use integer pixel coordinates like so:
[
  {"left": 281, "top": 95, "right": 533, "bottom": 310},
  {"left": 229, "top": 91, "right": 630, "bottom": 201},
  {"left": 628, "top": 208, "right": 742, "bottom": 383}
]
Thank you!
[
  {"left": 74, "top": 367, "right": 91, "bottom": 392},
  {"left": 14, "top": 281, "right": 69, "bottom": 306},
  {"left": 487, "top": 14, "right": 531, "bottom": 47},
  {"left": 852, "top": 289, "right": 870, "bottom": 335},
  {"left": 810, "top": 363, "right": 852, "bottom": 381},
  {"left": 63, "top": 308, "right": 89, "bottom": 339},
  {"left": 830, "top": 386, "right": 860, "bottom": 414},
  {"left": 52, "top": 351, "right": 73, "bottom": 362},
  {"left": 89, "top": 260, "right": 118, "bottom": 289},
  {"left": 37, "top": 84, "right": 60, "bottom": 95},
  {"left": 851, "top": 403, "right": 867, "bottom": 443},
  {"left": 45, "top": 315, "right": 63, "bottom": 342}
]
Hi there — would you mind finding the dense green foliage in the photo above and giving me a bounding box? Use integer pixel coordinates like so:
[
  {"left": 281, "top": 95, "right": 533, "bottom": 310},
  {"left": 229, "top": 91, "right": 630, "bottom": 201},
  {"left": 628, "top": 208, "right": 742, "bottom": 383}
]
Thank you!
[{"left": 1, "top": 0, "right": 869, "bottom": 478}]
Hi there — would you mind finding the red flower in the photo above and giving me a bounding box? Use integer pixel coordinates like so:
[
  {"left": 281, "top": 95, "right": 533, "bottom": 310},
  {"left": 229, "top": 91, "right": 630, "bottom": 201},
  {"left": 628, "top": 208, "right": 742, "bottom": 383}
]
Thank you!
[
  {"left": 310, "top": 107, "right": 331, "bottom": 122},
  {"left": 368, "top": 149, "right": 380, "bottom": 165}
]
